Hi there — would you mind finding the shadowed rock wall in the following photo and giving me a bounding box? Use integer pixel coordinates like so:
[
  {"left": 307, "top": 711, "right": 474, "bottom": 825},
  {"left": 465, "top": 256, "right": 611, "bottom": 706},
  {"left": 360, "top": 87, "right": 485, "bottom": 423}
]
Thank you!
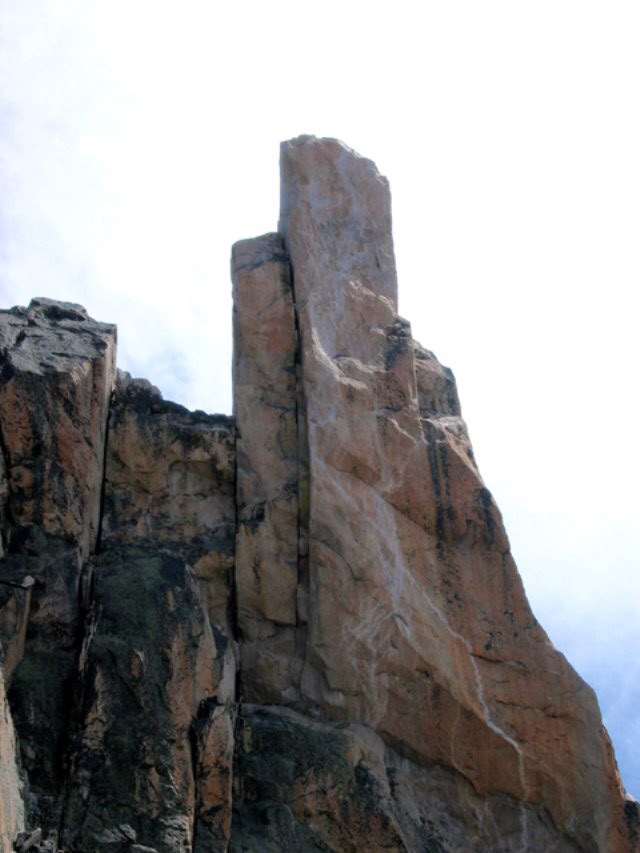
[{"left": 0, "top": 138, "right": 637, "bottom": 852}]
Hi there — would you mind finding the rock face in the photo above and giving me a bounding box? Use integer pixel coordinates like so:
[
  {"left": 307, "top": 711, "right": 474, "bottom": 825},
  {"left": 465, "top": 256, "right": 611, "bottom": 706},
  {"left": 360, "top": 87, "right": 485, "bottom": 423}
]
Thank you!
[
  {"left": 0, "top": 137, "right": 637, "bottom": 852},
  {"left": 271, "top": 136, "right": 633, "bottom": 850},
  {"left": 0, "top": 298, "right": 116, "bottom": 837},
  {"left": 232, "top": 234, "right": 301, "bottom": 700},
  {"left": 0, "top": 662, "right": 22, "bottom": 853}
]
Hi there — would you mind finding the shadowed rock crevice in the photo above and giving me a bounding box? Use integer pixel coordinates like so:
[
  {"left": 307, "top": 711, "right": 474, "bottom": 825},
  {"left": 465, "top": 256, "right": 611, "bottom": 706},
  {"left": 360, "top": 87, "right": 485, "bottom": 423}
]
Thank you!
[{"left": 290, "top": 256, "right": 312, "bottom": 699}]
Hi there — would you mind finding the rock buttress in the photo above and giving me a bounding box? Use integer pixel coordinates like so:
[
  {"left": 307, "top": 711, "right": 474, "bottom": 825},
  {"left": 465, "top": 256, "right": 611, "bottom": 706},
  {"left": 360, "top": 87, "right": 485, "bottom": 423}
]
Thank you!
[
  {"left": 0, "top": 306, "right": 238, "bottom": 852},
  {"left": 230, "top": 135, "right": 637, "bottom": 852},
  {"left": 232, "top": 234, "right": 302, "bottom": 702},
  {"left": 0, "top": 298, "right": 116, "bottom": 832},
  {"left": 60, "top": 373, "right": 236, "bottom": 852}
]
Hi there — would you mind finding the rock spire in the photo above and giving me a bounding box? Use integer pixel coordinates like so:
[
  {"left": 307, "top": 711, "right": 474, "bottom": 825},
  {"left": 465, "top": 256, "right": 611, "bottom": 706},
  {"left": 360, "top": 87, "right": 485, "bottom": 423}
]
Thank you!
[{"left": 0, "top": 138, "right": 637, "bottom": 852}]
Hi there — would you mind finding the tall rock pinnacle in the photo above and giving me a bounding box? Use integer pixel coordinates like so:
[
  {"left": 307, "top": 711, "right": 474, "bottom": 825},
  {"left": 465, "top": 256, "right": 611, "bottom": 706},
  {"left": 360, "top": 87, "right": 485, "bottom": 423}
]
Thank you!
[{"left": 0, "top": 137, "right": 637, "bottom": 851}]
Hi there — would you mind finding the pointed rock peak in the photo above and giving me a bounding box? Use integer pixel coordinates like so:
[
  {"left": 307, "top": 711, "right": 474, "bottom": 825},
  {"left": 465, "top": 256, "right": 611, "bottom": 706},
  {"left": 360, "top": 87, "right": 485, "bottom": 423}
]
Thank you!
[
  {"left": 279, "top": 134, "right": 398, "bottom": 311},
  {"left": 280, "top": 134, "right": 385, "bottom": 175}
]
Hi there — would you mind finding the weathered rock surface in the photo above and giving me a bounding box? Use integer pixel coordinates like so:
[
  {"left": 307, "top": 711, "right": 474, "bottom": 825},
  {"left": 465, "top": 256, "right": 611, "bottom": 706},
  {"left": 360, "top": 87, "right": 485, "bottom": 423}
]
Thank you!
[
  {"left": 100, "top": 372, "right": 236, "bottom": 635},
  {"left": 0, "top": 309, "right": 237, "bottom": 851},
  {"left": 0, "top": 298, "right": 115, "bottom": 558},
  {"left": 232, "top": 233, "right": 302, "bottom": 702},
  {"left": 60, "top": 374, "right": 236, "bottom": 852},
  {"left": 232, "top": 704, "right": 586, "bottom": 852},
  {"left": 0, "top": 140, "right": 637, "bottom": 852},
  {"left": 61, "top": 547, "right": 227, "bottom": 851},
  {"left": 264, "top": 134, "right": 635, "bottom": 852},
  {"left": 0, "top": 299, "right": 116, "bottom": 831},
  {"left": 0, "top": 658, "right": 22, "bottom": 853}
]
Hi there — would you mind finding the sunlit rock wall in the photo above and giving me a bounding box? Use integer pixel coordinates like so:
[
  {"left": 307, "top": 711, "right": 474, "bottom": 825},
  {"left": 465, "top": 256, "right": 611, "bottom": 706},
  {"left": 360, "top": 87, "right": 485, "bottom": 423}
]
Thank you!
[{"left": 0, "top": 138, "right": 637, "bottom": 853}]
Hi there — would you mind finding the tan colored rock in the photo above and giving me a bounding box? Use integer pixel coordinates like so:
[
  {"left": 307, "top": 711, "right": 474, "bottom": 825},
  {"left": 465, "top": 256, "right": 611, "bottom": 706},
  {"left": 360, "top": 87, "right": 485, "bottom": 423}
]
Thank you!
[
  {"left": 101, "top": 372, "right": 236, "bottom": 633},
  {"left": 0, "top": 299, "right": 116, "bottom": 833},
  {"left": 0, "top": 307, "right": 239, "bottom": 850},
  {"left": 0, "top": 582, "right": 31, "bottom": 681},
  {"left": 0, "top": 138, "right": 637, "bottom": 852},
  {"left": 0, "top": 299, "right": 115, "bottom": 660},
  {"left": 0, "top": 661, "right": 23, "bottom": 853},
  {"left": 192, "top": 703, "right": 235, "bottom": 852},
  {"left": 0, "top": 298, "right": 115, "bottom": 559},
  {"left": 102, "top": 373, "right": 235, "bottom": 546},
  {"left": 253, "top": 134, "right": 635, "bottom": 851},
  {"left": 60, "top": 375, "right": 237, "bottom": 852},
  {"left": 414, "top": 341, "right": 461, "bottom": 417},
  {"left": 279, "top": 135, "right": 398, "bottom": 312},
  {"left": 232, "top": 704, "right": 590, "bottom": 852},
  {"left": 232, "top": 234, "right": 302, "bottom": 701}
]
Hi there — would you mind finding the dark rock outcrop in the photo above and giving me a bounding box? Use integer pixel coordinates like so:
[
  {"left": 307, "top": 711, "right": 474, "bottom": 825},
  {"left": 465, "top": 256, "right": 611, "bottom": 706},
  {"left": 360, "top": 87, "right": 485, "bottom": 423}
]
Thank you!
[{"left": 0, "top": 137, "right": 636, "bottom": 852}]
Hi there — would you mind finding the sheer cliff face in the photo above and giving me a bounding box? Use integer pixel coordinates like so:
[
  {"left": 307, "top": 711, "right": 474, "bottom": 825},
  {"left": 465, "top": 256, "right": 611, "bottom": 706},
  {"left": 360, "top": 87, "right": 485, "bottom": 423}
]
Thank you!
[{"left": 0, "top": 140, "right": 637, "bottom": 853}]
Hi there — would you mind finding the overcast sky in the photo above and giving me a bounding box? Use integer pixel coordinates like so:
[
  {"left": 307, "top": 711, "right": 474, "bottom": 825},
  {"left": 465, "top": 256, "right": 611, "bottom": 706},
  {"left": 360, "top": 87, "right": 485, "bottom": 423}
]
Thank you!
[{"left": 1, "top": 1, "right": 638, "bottom": 798}]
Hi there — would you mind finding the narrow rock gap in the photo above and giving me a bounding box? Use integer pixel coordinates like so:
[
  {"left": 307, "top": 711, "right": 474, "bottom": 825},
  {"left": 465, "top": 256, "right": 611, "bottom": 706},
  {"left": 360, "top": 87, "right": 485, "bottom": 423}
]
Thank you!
[{"left": 287, "top": 249, "right": 312, "bottom": 697}]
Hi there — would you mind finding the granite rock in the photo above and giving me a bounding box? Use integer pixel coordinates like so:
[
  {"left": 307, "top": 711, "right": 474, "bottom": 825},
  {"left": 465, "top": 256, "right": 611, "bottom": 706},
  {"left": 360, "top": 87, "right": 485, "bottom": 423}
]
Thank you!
[
  {"left": 0, "top": 141, "right": 636, "bottom": 852},
  {"left": 232, "top": 233, "right": 302, "bottom": 702},
  {"left": 238, "top": 134, "right": 632, "bottom": 851}
]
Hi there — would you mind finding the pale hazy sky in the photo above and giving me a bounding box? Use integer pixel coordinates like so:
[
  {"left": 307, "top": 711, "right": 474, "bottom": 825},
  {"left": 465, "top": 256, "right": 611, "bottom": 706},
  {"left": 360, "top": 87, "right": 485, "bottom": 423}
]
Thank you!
[{"left": 1, "top": 1, "right": 638, "bottom": 797}]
